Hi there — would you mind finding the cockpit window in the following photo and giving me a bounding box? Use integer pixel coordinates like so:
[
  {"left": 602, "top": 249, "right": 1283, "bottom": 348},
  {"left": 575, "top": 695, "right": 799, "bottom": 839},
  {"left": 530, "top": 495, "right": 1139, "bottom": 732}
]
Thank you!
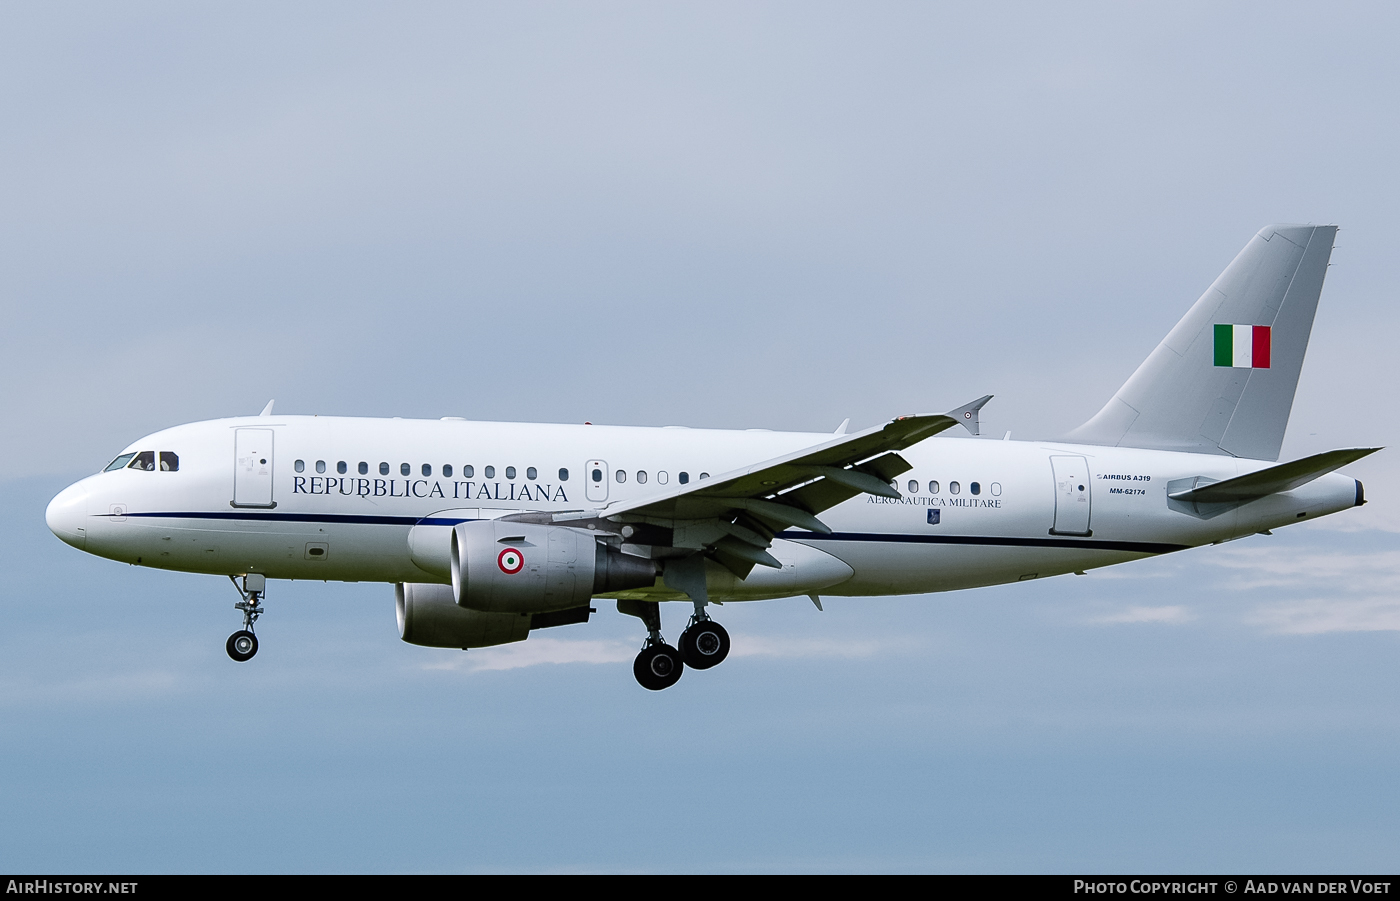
[
  {"left": 128, "top": 451, "right": 157, "bottom": 471},
  {"left": 104, "top": 453, "right": 137, "bottom": 472},
  {"left": 159, "top": 452, "right": 179, "bottom": 472}
]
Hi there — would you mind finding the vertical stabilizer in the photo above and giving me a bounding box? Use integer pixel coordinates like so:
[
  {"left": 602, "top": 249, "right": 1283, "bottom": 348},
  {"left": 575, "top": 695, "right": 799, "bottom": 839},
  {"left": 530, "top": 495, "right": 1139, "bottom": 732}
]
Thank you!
[{"left": 1066, "top": 224, "right": 1336, "bottom": 461}]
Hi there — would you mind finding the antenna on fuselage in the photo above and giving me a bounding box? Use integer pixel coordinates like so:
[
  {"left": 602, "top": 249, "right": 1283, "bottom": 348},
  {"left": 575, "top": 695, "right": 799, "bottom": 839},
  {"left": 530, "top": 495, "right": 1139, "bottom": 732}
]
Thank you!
[{"left": 259, "top": 400, "right": 275, "bottom": 417}]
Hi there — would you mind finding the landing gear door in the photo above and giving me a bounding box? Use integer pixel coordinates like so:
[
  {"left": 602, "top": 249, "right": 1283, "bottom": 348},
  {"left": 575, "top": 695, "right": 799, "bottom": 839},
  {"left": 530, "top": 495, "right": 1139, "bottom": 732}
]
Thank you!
[
  {"left": 585, "top": 460, "right": 609, "bottom": 503},
  {"left": 1050, "top": 455, "right": 1091, "bottom": 536},
  {"left": 234, "top": 428, "right": 276, "bottom": 508}
]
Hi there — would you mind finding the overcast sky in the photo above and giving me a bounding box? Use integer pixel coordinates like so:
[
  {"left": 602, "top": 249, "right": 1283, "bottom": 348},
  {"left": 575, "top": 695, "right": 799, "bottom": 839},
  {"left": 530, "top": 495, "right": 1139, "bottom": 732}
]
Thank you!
[{"left": 3, "top": 2, "right": 1398, "bottom": 873}]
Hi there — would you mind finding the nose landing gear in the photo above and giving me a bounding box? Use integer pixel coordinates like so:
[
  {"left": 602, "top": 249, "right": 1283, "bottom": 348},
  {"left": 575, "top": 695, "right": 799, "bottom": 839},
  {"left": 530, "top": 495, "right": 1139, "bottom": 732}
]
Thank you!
[{"left": 226, "top": 573, "right": 265, "bottom": 662}]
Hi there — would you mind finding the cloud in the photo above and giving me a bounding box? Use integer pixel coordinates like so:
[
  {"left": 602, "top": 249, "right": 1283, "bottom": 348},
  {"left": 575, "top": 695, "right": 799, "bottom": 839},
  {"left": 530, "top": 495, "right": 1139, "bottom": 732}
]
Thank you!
[
  {"left": 419, "top": 632, "right": 890, "bottom": 673},
  {"left": 0, "top": 669, "right": 184, "bottom": 707},
  {"left": 1092, "top": 605, "right": 1195, "bottom": 625},
  {"left": 727, "top": 635, "right": 884, "bottom": 659},
  {"left": 1210, "top": 547, "right": 1400, "bottom": 594},
  {"left": 424, "top": 637, "right": 637, "bottom": 673},
  {"left": 1202, "top": 542, "right": 1400, "bottom": 634},
  {"left": 1247, "top": 597, "right": 1400, "bottom": 635}
]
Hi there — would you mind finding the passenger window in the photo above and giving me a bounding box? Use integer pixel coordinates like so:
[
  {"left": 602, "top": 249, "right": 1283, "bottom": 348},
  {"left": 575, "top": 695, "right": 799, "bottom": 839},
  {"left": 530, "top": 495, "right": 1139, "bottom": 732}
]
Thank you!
[
  {"left": 527, "top": 467, "right": 537, "bottom": 480},
  {"left": 558, "top": 468, "right": 568, "bottom": 481},
  {"left": 950, "top": 481, "right": 961, "bottom": 495},
  {"left": 658, "top": 471, "right": 668, "bottom": 485},
  {"left": 464, "top": 465, "right": 475, "bottom": 478},
  {"left": 104, "top": 453, "right": 136, "bottom": 472},
  {"left": 929, "top": 480, "right": 940, "bottom": 494},
  {"left": 506, "top": 466, "right": 516, "bottom": 479},
  {"left": 128, "top": 451, "right": 156, "bottom": 471},
  {"left": 294, "top": 460, "right": 305, "bottom": 473},
  {"left": 159, "top": 452, "right": 180, "bottom": 472},
  {"left": 315, "top": 460, "right": 326, "bottom": 474},
  {"left": 636, "top": 470, "right": 648, "bottom": 484},
  {"left": 359, "top": 462, "right": 369, "bottom": 475},
  {"left": 616, "top": 470, "right": 627, "bottom": 483},
  {"left": 378, "top": 462, "right": 389, "bottom": 475},
  {"left": 422, "top": 464, "right": 432, "bottom": 477},
  {"left": 908, "top": 480, "right": 919, "bottom": 493},
  {"left": 699, "top": 473, "right": 709, "bottom": 480},
  {"left": 400, "top": 463, "right": 411, "bottom": 476},
  {"left": 970, "top": 482, "right": 981, "bottom": 495},
  {"left": 485, "top": 465, "right": 495, "bottom": 479},
  {"left": 679, "top": 472, "right": 689, "bottom": 485},
  {"left": 337, "top": 461, "right": 347, "bottom": 474},
  {"left": 443, "top": 464, "right": 453, "bottom": 478}
]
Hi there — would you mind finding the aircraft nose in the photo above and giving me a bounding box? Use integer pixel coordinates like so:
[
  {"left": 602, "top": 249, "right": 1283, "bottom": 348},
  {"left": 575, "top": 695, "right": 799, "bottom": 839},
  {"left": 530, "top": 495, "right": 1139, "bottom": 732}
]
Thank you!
[{"left": 46, "top": 481, "right": 90, "bottom": 550}]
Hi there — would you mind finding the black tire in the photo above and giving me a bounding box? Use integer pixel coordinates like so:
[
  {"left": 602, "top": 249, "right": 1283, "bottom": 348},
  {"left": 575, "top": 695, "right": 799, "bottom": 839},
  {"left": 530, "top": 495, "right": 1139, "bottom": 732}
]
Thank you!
[
  {"left": 679, "top": 619, "right": 730, "bottom": 670},
  {"left": 633, "top": 643, "right": 684, "bottom": 690},
  {"left": 226, "top": 630, "right": 258, "bottom": 662}
]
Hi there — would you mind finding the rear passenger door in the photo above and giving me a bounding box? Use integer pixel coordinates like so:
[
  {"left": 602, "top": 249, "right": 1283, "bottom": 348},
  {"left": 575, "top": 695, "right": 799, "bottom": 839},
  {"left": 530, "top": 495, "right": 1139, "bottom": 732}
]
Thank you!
[{"left": 1049, "top": 455, "right": 1091, "bottom": 535}]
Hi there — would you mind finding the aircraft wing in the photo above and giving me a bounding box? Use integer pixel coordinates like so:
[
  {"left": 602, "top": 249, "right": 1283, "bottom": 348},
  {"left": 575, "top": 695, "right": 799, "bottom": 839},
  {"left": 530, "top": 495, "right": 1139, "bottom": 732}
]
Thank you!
[{"left": 546, "top": 396, "right": 991, "bottom": 584}]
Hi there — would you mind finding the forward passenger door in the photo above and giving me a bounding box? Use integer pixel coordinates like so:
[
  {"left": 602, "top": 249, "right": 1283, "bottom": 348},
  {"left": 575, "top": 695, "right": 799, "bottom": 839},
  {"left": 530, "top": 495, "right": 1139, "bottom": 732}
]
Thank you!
[{"left": 233, "top": 428, "right": 276, "bottom": 508}]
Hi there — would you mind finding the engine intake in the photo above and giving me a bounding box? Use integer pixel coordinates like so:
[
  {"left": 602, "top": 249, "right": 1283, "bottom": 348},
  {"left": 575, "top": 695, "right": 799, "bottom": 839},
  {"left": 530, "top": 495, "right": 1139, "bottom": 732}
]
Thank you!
[{"left": 450, "top": 520, "right": 657, "bottom": 613}]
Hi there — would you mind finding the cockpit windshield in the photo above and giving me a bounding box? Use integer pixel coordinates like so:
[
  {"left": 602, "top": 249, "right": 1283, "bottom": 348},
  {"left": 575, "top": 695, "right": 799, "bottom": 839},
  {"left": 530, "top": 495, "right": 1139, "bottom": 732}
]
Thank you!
[
  {"left": 128, "top": 451, "right": 157, "bottom": 471},
  {"left": 103, "top": 453, "right": 136, "bottom": 472},
  {"left": 105, "top": 451, "right": 179, "bottom": 472}
]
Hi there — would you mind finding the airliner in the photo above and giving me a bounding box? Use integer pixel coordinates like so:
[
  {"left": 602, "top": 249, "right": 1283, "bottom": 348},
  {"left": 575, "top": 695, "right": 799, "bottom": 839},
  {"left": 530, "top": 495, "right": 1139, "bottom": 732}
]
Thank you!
[{"left": 45, "top": 224, "right": 1377, "bottom": 689}]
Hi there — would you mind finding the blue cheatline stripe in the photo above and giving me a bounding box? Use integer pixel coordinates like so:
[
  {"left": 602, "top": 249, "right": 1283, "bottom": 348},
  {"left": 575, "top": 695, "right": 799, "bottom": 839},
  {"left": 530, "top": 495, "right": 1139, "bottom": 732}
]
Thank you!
[
  {"left": 119, "top": 511, "right": 457, "bottom": 527},
  {"left": 111, "top": 511, "right": 1187, "bottom": 554},
  {"left": 780, "top": 530, "right": 1188, "bottom": 555}
]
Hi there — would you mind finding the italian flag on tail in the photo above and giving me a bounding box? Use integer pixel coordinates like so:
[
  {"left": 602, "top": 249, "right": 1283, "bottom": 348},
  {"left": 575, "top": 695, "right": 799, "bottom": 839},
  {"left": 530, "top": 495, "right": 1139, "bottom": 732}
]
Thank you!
[{"left": 1214, "top": 324, "right": 1271, "bottom": 369}]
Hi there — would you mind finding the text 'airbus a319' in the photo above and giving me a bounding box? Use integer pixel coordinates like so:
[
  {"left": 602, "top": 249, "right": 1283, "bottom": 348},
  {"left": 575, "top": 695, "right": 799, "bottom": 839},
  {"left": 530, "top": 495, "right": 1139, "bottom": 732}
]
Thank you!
[{"left": 46, "top": 225, "right": 1377, "bottom": 689}]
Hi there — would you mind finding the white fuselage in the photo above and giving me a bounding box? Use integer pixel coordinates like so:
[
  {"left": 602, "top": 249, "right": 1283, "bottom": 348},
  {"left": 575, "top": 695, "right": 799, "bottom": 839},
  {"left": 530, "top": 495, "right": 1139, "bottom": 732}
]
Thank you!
[{"left": 45, "top": 415, "right": 1362, "bottom": 601}]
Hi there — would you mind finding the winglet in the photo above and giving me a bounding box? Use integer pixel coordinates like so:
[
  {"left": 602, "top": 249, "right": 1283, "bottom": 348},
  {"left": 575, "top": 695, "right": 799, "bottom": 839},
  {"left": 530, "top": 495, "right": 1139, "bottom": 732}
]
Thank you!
[
  {"left": 946, "top": 395, "right": 992, "bottom": 436},
  {"left": 259, "top": 400, "right": 275, "bottom": 417},
  {"left": 834, "top": 418, "right": 850, "bottom": 436}
]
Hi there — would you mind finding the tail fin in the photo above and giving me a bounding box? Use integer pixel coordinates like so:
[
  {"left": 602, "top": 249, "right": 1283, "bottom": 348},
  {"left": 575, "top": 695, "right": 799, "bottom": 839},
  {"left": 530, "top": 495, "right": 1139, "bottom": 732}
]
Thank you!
[{"left": 1066, "top": 224, "right": 1336, "bottom": 461}]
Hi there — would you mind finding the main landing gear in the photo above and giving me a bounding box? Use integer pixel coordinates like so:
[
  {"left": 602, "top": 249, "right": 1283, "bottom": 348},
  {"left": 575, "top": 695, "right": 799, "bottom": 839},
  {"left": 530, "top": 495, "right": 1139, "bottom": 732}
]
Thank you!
[
  {"left": 679, "top": 612, "right": 730, "bottom": 671},
  {"left": 619, "top": 599, "right": 731, "bottom": 690},
  {"left": 226, "top": 573, "right": 266, "bottom": 662}
]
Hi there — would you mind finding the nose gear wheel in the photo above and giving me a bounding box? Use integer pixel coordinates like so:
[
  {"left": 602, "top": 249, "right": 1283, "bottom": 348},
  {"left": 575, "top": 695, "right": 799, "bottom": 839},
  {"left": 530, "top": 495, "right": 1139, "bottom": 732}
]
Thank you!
[{"left": 226, "top": 630, "right": 258, "bottom": 662}]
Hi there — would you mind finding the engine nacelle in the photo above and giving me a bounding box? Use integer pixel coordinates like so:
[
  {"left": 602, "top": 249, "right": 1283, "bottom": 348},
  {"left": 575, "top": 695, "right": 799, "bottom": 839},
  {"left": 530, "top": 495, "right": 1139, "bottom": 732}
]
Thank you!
[
  {"left": 396, "top": 582, "right": 531, "bottom": 648},
  {"left": 451, "top": 520, "right": 657, "bottom": 613}
]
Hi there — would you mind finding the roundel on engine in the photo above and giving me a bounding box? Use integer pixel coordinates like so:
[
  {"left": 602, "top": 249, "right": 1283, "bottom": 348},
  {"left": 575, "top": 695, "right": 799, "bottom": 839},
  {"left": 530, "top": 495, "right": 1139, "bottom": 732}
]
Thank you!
[
  {"left": 497, "top": 547, "right": 524, "bottom": 574},
  {"left": 451, "top": 520, "right": 658, "bottom": 615}
]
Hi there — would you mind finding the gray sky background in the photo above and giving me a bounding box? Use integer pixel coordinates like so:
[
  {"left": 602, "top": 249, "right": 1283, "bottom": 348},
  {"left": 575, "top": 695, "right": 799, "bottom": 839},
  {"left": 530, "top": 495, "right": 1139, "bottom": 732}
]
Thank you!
[{"left": 2, "top": 2, "right": 1398, "bottom": 872}]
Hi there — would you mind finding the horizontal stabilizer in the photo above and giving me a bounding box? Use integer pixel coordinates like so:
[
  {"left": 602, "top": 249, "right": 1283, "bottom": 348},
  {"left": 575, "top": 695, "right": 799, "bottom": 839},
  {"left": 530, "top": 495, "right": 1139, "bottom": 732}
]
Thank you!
[{"left": 1168, "top": 447, "right": 1380, "bottom": 503}]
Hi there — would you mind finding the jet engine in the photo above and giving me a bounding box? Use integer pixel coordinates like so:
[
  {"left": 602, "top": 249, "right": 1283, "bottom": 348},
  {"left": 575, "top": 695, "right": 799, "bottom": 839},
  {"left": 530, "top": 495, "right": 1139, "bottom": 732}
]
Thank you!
[
  {"left": 396, "top": 582, "right": 532, "bottom": 648},
  {"left": 450, "top": 520, "right": 657, "bottom": 613}
]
